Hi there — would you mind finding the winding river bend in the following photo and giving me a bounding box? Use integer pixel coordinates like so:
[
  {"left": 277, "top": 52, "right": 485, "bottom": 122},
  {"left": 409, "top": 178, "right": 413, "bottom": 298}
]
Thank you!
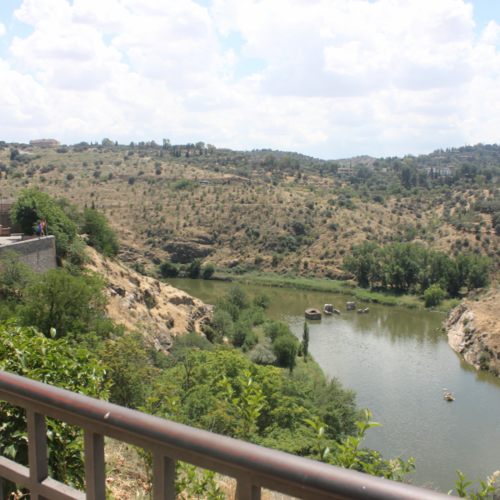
[{"left": 168, "top": 278, "right": 500, "bottom": 493}]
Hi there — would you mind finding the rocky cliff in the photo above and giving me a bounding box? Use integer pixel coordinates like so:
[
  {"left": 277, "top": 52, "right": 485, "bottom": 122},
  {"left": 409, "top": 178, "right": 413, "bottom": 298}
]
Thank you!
[
  {"left": 444, "top": 288, "right": 500, "bottom": 376},
  {"left": 86, "top": 248, "right": 211, "bottom": 352}
]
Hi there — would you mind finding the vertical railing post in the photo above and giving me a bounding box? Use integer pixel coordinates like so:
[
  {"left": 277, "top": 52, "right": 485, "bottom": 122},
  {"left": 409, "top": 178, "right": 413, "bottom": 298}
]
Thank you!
[
  {"left": 153, "top": 453, "right": 176, "bottom": 500},
  {"left": 236, "top": 477, "right": 261, "bottom": 500},
  {"left": 84, "top": 430, "right": 106, "bottom": 500},
  {"left": 27, "top": 410, "right": 48, "bottom": 500}
]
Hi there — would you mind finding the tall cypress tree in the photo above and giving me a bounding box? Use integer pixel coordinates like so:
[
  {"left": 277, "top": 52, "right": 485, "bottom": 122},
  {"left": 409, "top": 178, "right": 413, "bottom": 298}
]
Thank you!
[{"left": 302, "top": 321, "right": 309, "bottom": 361}]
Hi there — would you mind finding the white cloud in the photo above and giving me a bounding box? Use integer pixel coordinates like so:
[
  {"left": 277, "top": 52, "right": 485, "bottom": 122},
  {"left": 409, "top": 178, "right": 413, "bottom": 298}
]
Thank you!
[
  {"left": 1, "top": 0, "right": 500, "bottom": 158},
  {"left": 0, "top": 23, "right": 6, "bottom": 36},
  {"left": 482, "top": 20, "right": 500, "bottom": 45}
]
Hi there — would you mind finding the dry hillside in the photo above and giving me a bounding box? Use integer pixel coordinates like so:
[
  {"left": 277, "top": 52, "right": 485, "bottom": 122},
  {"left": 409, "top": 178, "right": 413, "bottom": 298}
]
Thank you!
[
  {"left": 1, "top": 144, "right": 499, "bottom": 280},
  {"left": 85, "top": 247, "right": 211, "bottom": 351}
]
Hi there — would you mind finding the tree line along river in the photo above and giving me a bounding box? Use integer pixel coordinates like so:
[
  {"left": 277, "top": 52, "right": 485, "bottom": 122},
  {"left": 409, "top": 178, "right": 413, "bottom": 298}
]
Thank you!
[{"left": 168, "top": 278, "right": 500, "bottom": 494}]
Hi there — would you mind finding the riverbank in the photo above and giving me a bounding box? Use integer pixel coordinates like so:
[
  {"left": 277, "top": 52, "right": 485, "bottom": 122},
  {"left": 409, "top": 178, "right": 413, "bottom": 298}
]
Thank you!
[
  {"left": 444, "top": 286, "right": 500, "bottom": 378},
  {"left": 212, "top": 272, "right": 460, "bottom": 313}
]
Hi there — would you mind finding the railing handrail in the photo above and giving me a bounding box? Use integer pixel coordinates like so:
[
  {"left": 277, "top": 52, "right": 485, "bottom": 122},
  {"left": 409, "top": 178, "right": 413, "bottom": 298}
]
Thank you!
[{"left": 0, "top": 370, "right": 450, "bottom": 500}]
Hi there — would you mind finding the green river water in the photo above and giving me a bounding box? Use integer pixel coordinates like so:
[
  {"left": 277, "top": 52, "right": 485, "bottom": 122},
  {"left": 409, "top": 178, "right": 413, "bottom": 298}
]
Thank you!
[{"left": 168, "top": 278, "right": 500, "bottom": 493}]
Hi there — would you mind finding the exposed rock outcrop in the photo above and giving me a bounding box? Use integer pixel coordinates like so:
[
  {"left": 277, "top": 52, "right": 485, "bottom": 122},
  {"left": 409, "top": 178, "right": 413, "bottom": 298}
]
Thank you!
[
  {"left": 443, "top": 288, "right": 500, "bottom": 376},
  {"left": 86, "top": 248, "right": 211, "bottom": 352}
]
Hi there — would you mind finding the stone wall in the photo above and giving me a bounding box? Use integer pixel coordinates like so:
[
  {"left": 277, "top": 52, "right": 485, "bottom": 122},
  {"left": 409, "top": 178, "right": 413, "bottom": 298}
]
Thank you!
[{"left": 0, "top": 236, "right": 57, "bottom": 273}]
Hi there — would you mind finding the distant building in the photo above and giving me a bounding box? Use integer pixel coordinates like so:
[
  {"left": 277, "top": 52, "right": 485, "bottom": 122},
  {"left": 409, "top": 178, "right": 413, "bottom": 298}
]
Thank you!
[
  {"left": 338, "top": 167, "right": 354, "bottom": 176},
  {"left": 30, "top": 139, "right": 61, "bottom": 147}
]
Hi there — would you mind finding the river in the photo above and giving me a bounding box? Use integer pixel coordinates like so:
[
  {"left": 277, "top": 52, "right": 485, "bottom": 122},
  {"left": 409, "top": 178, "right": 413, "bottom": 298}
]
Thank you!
[{"left": 168, "top": 278, "right": 500, "bottom": 493}]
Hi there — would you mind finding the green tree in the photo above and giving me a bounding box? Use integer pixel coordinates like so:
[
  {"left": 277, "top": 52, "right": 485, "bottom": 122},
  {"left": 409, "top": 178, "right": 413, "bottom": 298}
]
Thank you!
[
  {"left": 202, "top": 262, "right": 215, "bottom": 279},
  {"left": 81, "top": 208, "right": 120, "bottom": 257},
  {"left": 225, "top": 283, "right": 250, "bottom": 310},
  {"left": 187, "top": 259, "right": 202, "bottom": 279},
  {"left": 252, "top": 292, "right": 271, "bottom": 310},
  {"left": 159, "top": 260, "right": 179, "bottom": 278},
  {"left": 10, "top": 189, "right": 77, "bottom": 256},
  {"left": 19, "top": 268, "right": 110, "bottom": 339},
  {"left": 302, "top": 321, "right": 310, "bottom": 360},
  {"left": 272, "top": 335, "right": 299, "bottom": 372},
  {"left": 401, "top": 165, "right": 412, "bottom": 190},
  {"left": 100, "top": 333, "right": 159, "bottom": 408}
]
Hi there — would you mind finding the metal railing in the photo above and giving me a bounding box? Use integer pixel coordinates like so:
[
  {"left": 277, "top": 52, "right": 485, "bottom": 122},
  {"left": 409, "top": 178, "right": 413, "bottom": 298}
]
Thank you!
[{"left": 0, "top": 370, "right": 449, "bottom": 500}]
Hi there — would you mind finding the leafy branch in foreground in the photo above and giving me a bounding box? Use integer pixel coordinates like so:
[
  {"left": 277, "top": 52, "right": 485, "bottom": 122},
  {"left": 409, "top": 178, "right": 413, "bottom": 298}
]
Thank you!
[
  {"left": 451, "top": 469, "right": 499, "bottom": 499},
  {"left": 219, "top": 370, "right": 266, "bottom": 441}
]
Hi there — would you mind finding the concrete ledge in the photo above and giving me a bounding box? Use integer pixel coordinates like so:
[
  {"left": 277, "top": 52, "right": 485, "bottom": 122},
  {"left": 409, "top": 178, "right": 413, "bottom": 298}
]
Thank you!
[{"left": 0, "top": 236, "right": 57, "bottom": 273}]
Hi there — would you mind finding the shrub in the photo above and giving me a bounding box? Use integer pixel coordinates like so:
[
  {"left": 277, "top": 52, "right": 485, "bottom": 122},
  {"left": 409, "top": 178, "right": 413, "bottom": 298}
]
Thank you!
[
  {"left": 66, "top": 173, "right": 74, "bottom": 181},
  {"left": 128, "top": 176, "right": 135, "bottom": 185},
  {"left": 272, "top": 334, "right": 299, "bottom": 372},
  {"left": 159, "top": 260, "right": 179, "bottom": 278},
  {"left": 173, "top": 178, "right": 195, "bottom": 190},
  {"left": 19, "top": 268, "right": 110, "bottom": 339},
  {"left": 0, "top": 322, "right": 108, "bottom": 497},
  {"left": 424, "top": 285, "right": 444, "bottom": 308},
  {"left": 212, "top": 309, "right": 234, "bottom": 337},
  {"left": 187, "top": 259, "right": 202, "bottom": 279},
  {"left": 202, "top": 262, "right": 215, "bottom": 279},
  {"left": 232, "top": 321, "right": 252, "bottom": 348},
  {"left": 81, "top": 208, "right": 120, "bottom": 257},
  {"left": 247, "top": 338, "right": 277, "bottom": 365}
]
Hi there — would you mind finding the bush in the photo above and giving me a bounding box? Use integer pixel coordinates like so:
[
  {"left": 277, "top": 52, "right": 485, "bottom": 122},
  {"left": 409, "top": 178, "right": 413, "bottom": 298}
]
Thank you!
[
  {"left": 19, "top": 268, "right": 110, "bottom": 339},
  {"left": 0, "top": 322, "right": 108, "bottom": 497},
  {"left": 212, "top": 309, "right": 234, "bottom": 337},
  {"left": 173, "top": 178, "right": 195, "bottom": 190},
  {"left": 66, "top": 173, "right": 74, "bottom": 181},
  {"left": 272, "top": 334, "right": 299, "bottom": 371},
  {"left": 10, "top": 189, "right": 77, "bottom": 256},
  {"left": 128, "top": 176, "right": 135, "bottom": 185},
  {"left": 232, "top": 321, "right": 252, "bottom": 348},
  {"left": 81, "top": 208, "right": 120, "bottom": 257},
  {"left": 202, "top": 262, "right": 215, "bottom": 279},
  {"left": 247, "top": 338, "right": 277, "bottom": 366},
  {"left": 187, "top": 258, "right": 202, "bottom": 279},
  {"left": 424, "top": 285, "right": 444, "bottom": 308},
  {"left": 159, "top": 260, "right": 179, "bottom": 278}
]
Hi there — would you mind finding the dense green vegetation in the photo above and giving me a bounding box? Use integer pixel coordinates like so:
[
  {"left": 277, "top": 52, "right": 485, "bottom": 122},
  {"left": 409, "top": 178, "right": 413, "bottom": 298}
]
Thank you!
[{"left": 343, "top": 241, "right": 490, "bottom": 300}]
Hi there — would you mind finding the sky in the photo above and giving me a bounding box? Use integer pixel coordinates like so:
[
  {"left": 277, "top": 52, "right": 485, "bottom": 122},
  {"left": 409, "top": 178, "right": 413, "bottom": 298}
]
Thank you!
[{"left": 1, "top": 0, "right": 500, "bottom": 160}]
